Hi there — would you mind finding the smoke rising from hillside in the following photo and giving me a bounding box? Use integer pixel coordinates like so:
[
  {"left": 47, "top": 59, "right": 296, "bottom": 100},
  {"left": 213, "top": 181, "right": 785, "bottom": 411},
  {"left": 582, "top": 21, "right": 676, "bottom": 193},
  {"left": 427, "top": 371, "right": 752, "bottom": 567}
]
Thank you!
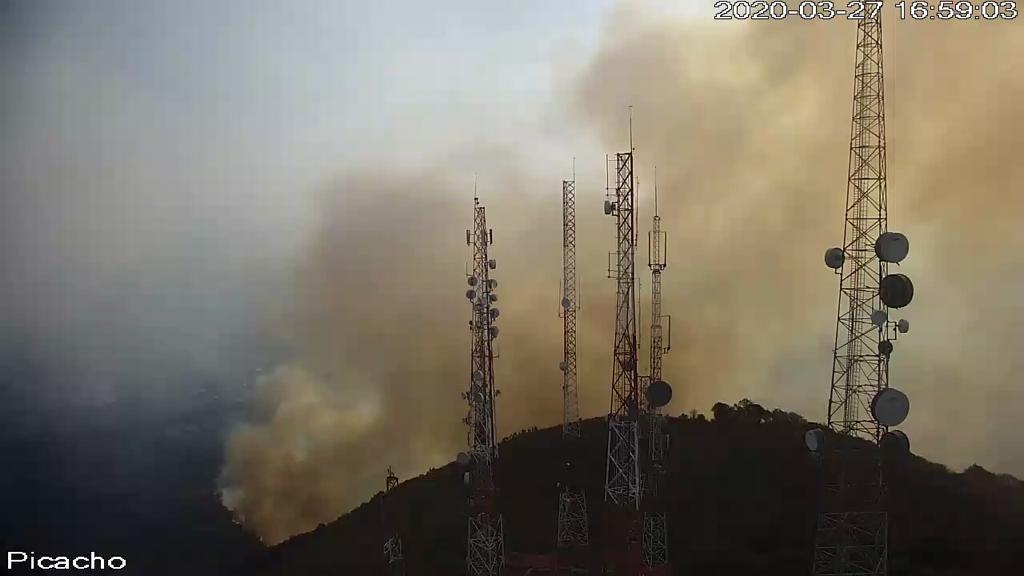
[
  {"left": 220, "top": 14, "right": 1024, "bottom": 543},
  {"left": 569, "top": 15, "right": 1024, "bottom": 475},
  {"left": 219, "top": 164, "right": 614, "bottom": 544}
]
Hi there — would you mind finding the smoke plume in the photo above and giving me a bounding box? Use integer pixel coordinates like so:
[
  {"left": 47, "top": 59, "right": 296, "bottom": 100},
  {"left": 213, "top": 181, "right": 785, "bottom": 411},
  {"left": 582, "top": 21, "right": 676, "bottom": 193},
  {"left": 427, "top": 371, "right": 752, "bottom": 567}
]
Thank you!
[
  {"left": 219, "top": 163, "right": 610, "bottom": 543},
  {"left": 220, "top": 11, "right": 1024, "bottom": 543}
]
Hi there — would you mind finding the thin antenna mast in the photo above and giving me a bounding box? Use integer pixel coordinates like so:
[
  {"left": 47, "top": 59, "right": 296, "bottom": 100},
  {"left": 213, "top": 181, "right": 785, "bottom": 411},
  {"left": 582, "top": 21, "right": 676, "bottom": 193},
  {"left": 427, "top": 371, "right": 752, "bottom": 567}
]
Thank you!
[
  {"left": 642, "top": 165, "right": 671, "bottom": 572},
  {"left": 628, "top": 106, "right": 634, "bottom": 152},
  {"left": 556, "top": 162, "right": 589, "bottom": 552}
]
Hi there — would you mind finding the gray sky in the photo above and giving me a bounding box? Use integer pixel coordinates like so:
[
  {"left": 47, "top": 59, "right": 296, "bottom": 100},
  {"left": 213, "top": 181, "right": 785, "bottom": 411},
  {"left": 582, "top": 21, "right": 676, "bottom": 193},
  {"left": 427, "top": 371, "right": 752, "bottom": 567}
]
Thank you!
[{"left": 0, "top": 0, "right": 620, "bottom": 406}]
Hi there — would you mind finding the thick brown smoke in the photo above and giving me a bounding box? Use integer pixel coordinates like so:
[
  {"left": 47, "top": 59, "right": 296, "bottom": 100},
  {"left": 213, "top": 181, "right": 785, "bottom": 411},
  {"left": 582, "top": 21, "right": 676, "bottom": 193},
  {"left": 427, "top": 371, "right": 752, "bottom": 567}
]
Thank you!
[
  {"left": 219, "top": 163, "right": 605, "bottom": 544},
  {"left": 221, "top": 12, "right": 1024, "bottom": 543},
  {"left": 572, "top": 13, "right": 1024, "bottom": 477}
]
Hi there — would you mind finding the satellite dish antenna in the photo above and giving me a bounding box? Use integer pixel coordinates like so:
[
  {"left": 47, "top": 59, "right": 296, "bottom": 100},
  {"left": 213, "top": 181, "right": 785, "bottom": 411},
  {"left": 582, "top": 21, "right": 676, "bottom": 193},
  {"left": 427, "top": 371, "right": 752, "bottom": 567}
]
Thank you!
[
  {"left": 457, "top": 452, "right": 472, "bottom": 467},
  {"left": 878, "top": 340, "right": 894, "bottom": 356},
  {"left": 559, "top": 361, "right": 567, "bottom": 372},
  {"left": 489, "top": 326, "right": 500, "bottom": 338},
  {"left": 473, "top": 370, "right": 484, "bottom": 383},
  {"left": 646, "top": 380, "right": 673, "bottom": 408},
  {"left": 880, "top": 430, "right": 911, "bottom": 456},
  {"left": 467, "top": 276, "right": 479, "bottom": 286},
  {"left": 488, "top": 259, "right": 497, "bottom": 270},
  {"left": 897, "top": 319, "right": 910, "bottom": 334},
  {"left": 466, "top": 289, "right": 477, "bottom": 300},
  {"left": 824, "top": 247, "right": 845, "bottom": 270},
  {"left": 875, "top": 232, "right": 910, "bottom": 264},
  {"left": 488, "top": 279, "right": 498, "bottom": 290},
  {"left": 490, "top": 308, "right": 500, "bottom": 319},
  {"left": 870, "top": 309, "right": 888, "bottom": 327},
  {"left": 871, "top": 388, "right": 910, "bottom": 427},
  {"left": 604, "top": 200, "right": 614, "bottom": 215},
  {"left": 805, "top": 428, "right": 825, "bottom": 453},
  {"left": 879, "top": 274, "right": 914, "bottom": 308},
  {"left": 489, "top": 294, "right": 498, "bottom": 303},
  {"left": 561, "top": 297, "right": 572, "bottom": 309}
]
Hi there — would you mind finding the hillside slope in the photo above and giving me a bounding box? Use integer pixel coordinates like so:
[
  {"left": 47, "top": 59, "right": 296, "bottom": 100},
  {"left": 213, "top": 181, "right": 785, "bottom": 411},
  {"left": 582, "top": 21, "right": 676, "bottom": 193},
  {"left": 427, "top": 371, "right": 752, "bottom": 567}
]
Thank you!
[{"left": 239, "top": 401, "right": 1024, "bottom": 575}]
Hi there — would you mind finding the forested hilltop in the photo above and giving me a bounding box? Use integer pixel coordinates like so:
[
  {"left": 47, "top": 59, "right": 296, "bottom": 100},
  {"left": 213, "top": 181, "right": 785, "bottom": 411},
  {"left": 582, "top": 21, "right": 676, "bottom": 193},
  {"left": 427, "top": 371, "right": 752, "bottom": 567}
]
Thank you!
[{"left": 240, "top": 400, "right": 1024, "bottom": 575}]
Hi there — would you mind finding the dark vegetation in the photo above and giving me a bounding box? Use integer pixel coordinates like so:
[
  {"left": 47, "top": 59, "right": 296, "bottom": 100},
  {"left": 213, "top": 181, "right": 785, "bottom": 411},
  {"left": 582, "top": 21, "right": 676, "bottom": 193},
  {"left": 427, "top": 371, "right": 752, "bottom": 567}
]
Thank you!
[
  {"left": 239, "top": 400, "right": 1024, "bottom": 576},
  {"left": 0, "top": 363, "right": 263, "bottom": 576}
]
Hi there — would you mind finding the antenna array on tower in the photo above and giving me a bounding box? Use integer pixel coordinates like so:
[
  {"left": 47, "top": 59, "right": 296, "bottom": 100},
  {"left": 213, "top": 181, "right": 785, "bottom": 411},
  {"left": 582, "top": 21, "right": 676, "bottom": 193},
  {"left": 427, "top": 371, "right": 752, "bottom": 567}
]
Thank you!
[
  {"left": 462, "top": 195, "right": 505, "bottom": 576},
  {"left": 602, "top": 119, "right": 644, "bottom": 574},
  {"left": 809, "top": 11, "right": 916, "bottom": 576}
]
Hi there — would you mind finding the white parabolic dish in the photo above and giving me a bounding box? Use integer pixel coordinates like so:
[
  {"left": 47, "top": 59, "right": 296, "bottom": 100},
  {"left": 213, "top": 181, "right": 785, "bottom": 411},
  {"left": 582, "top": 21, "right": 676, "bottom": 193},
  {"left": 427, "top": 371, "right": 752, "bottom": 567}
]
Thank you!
[
  {"left": 880, "top": 430, "right": 911, "bottom": 455},
  {"left": 871, "top": 309, "right": 888, "bottom": 327},
  {"left": 805, "top": 428, "right": 825, "bottom": 452},
  {"left": 647, "top": 380, "right": 672, "bottom": 408},
  {"left": 871, "top": 388, "right": 910, "bottom": 427},
  {"left": 824, "top": 247, "right": 845, "bottom": 269},
  {"left": 875, "top": 231, "right": 910, "bottom": 263}
]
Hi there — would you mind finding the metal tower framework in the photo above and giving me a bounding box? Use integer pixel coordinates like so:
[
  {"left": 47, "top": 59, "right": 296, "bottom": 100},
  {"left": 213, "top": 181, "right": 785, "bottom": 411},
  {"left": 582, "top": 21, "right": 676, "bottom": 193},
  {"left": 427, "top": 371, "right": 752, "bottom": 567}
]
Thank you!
[
  {"left": 603, "top": 132, "right": 643, "bottom": 573},
  {"left": 465, "top": 196, "right": 505, "bottom": 576},
  {"left": 812, "top": 12, "right": 890, "bottom": 576},
  {"left": 558, "top": 174, "right": 589, "bottom": 550},
  {"left": 382, "top": 467, "right": 406, "bottom": 576},
  {"left": 642, "top": 178, "right": 669, "bottom": 572},
  {"left": 605, "top": 149, "right": 640, "bottom": 509}
]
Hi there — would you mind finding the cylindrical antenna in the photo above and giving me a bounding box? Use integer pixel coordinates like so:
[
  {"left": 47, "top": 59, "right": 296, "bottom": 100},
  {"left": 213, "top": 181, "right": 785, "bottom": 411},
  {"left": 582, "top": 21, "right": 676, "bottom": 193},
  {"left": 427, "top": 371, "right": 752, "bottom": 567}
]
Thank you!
[
  {"left": 628, "top": 105, "right": 634, "bottom": 153},
  {"left": 653, "top": 166, "right": 659, "bottom": 218}
]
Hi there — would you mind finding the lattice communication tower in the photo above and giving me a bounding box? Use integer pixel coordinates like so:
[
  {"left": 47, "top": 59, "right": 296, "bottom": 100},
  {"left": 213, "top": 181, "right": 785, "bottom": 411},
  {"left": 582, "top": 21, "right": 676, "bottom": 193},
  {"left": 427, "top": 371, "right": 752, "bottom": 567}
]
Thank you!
[
  {"left": 602, "top": 121, "right": 643, "bottom": 574},
  {"left": 557, "top": 167, "right": 590, "bottom": 550},
  {"left": 810, "top": 10, "right": 916, "bottom": 576},
  {"left": 462, "top": 195, "right": 505, "bottom": 576},
  {"left": 642, "top": 176, "right": 670, "bottom": 573},
  {"left": 382, "top": 467, "right": 405, "bottom": 576}
]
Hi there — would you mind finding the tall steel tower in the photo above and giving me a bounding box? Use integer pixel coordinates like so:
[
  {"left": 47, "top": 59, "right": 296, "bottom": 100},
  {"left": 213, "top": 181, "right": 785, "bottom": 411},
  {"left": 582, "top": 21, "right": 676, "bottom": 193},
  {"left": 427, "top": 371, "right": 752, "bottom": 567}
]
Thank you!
[
  {"left": 557, "top": 168, "right": 590, "bottom": 550},
  {"left": 463, "top": 195, "right": 505, "bottom": 576},
  {"left": 810, "top": 11, "right": 916, "bottom": 576},
  {"left": 602, "top": 121, "right": 643, "bottom": 574},
  {"left": 382, "top": 467, "right": 405, "bottom": 576},
  {"left": 642, "top": 176, "right": 670, "bottom": 573}
]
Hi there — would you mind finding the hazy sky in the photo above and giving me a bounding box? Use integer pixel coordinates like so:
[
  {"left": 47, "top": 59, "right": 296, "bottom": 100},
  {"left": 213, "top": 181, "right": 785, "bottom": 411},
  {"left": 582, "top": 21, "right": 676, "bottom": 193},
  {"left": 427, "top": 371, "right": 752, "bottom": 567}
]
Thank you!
[
  {"left": 0, "top": 0, "right": 616, "bottom": 406},
  {"left": 3, "top": 0, "right": 1021, "bottom": 545}
]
